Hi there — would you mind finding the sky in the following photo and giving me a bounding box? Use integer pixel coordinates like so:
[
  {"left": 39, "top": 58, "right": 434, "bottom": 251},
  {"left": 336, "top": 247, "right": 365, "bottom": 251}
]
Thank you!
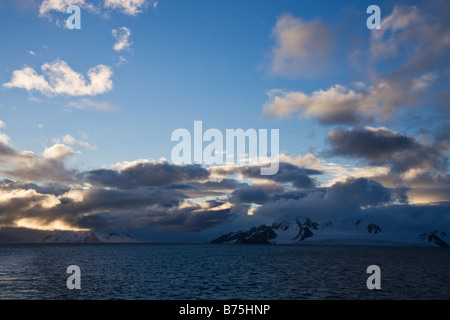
[{"left": 0, "top": 0, "right": 449, "bottom": 242}]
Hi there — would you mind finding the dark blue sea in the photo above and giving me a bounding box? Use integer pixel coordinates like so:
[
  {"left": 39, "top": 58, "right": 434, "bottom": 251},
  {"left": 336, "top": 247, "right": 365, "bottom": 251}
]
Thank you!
[{"left": 0, "top": 244, "right": 449, "bottom": 300}]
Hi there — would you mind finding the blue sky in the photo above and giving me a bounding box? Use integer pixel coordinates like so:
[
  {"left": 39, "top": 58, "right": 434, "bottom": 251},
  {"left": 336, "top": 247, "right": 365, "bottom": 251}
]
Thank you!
[
  {"left": 0, "top": 0, "right": 397, "bottom": 167},
  {"left": 0, "top": 0, "right": 449, "bottom": 241}
]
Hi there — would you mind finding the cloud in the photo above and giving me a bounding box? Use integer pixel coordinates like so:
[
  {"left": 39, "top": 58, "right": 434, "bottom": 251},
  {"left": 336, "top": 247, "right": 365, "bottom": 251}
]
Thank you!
[
  {"left": 39, "top": 0, "right": 96, "bottom": 16},
  {"left": 262, "top": 86, "right": 371, "bottom": 125},
  {"left": 0, "top": 142, "right": 76, "bottom": 183},
  {"left": 0, "top": 182, "right": 183, "bottom": 229},
  {"left": 28, "top": 96, "right": 43, "bottom": 103},
  {"left": 42, "top": 144, "right": 74, "bottom": 160},
  {"left": 0, "top": 134, "right": 15, "bottom": 156},
  {"left": 254, "top": 177, "right": 393, "bottom": 221},
  {"left": 370, "top": 4, "right": 450, "bottom": 74},
  {"left": 230, "top": 185, "right": 271, "bottom": 205},
  {"left": 117, "top": 56, "right": 128, "bottom": 65},
  {"left": 104, "top": 0, "right": 149, "bottom": 15},
  {"left": 0, "top": 120, "right": 5, "bottom": 129},
  {"left": 210, "top": 161, "right": 322, "bottom": 189},
  {"left": 268, "top": 14, "right": 333, "bottom": 77},
  {"left": 0, "top": 178, "right": 233, "bottom": 233},
  {"left": 403, "top": 172, "right": 450, "bottom": 204},
  {"left": 0, "top": 136, "right": 235, "bottom": 233},
  {"left": 262, "top": 73, "right": 435, "bottom": 125},
  {"left": 241, "top": 162, "right": 322, "bottom": 189},
  {"left": 112, "top": 27, "right": 132, "bottom": 52},
  {"left": 81, "top": 160, "right": 210, "bottom": 189},
  {"left": 189, "top": 178, "right": 243, "bottom": 191},
  {"left": 5, "top": 0, "right": 39, "bottom": 10},
  {"left": 66, "top": 98, "right": 118, "bottom": 112},
  {"left": 0, "top": 142, "right": 322, "bottom": 233},
  {"left": 39, "top": 0, "right": 155, "bottom": 19},
  {"left": 327, "top": 127, "right": 446, "bottom": 174},
  {"left": 0, "top": 147, "right": 445, "bottom": 236},
  {"left": 263, "top": 4, "right": 449, "bottom": 125},
  {"left": 325, "top": 177, "right": 391, "bottom": 209},
  {"left": 52, "top": 134, "right": 96, "bottom": 150},
  {"left": 0, "top": 121, "right": 446, "bottom": 237},
  {"left": 125, "top": 200, "right": 234, "bottom": 233},
  {"left": 3, "top": 60, "right": 113, "bottom": 97}
]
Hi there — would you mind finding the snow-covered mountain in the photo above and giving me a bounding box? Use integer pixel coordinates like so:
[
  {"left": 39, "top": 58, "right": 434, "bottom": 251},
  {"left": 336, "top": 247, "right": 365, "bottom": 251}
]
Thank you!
[
  {"left": 211, "top": 216, "right": 333, "bottom": 245},
  {"left": 41, "top": 230, "right": 136, "bottom": 243},
  {"left": 211, "top": 215, "right": 450, "bottom": 247},
  {"left": 419, "top": 230, "right": 448, "bottom": 247}
]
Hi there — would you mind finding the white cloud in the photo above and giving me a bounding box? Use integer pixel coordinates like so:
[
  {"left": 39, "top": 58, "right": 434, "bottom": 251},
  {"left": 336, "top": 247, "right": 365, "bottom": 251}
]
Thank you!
[
  {"left": 0, "top": 133, "right": 12, "bottom": 146},
  {"left": 52, "top": 134, "right": 97, "bottom": 150},
  {"left": 61, "top": 134, "right": 96, "bottom": 150},
  {"left": 28, "top": 96, "right": 43, "bottom": 103},
  {"left": 104, "top": 0, "right": 148, "bottom": 15},
  {"left": 112, "top": 27, "right": 132, "bottom": 52},
  {"left": 118, "top": 56, "right": 128, "bottom": 65},
  {"left": 269, "top": 14, "right": 333, "bottom": 77},
  {"left": 3, "top": 60, "right": 113, "bottom": 97},
  {"left": 29, "top": 50, "right": 36, "bottom": 56},
  {"left": 42, "top": 144, "right": 74, "bottom": 160},
  {"left": 0, "top": 120, "right": 5, "bottom": 129},
  {"left": 39, "top": 0, "right": 155, "bottom": 18},
  {"left": 39, "top": 0, "right": 96, "bottom": 16},
  {"left": 67, "top": 98, "right": 118, "bottom": 112},
  {"left": 3, "top": 66, "right": 51, "bottom": 93}
]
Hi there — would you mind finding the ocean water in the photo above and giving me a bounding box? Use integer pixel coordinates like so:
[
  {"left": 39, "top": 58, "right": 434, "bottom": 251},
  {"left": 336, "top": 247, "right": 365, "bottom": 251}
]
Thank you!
[{"left": 0, "top": 244, "right": 449, "bottom": 300}]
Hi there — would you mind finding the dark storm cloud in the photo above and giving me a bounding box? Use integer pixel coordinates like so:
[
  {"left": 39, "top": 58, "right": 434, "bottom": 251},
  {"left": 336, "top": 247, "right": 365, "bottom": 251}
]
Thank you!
[
  {"left": 230, "top": 185, "right": 270, "bottom": 205},
  {"left": 80, "top": 161, "right": 209, "bottom": 189},
  {"left": 146, "top": 200, "right": 234, "bottom": 233},
  {"left": 63, "top": 187, "right": 185, "bottom": 212},
  {"left": 403, "top": 172, "right": 450, "bottom": 203},
  {"left": 74, "top": 199, "right": 235, "bottom": 233},
  {"left": 254, "top": 177, "right": 392, "bottom": 220},
  {"left": 0, "top": 142, "right": 237, "bottom": 234},
  {"left": 325, "top": 177, "right": 391, "bottom": 208},
  {"left": 327, "top": 127, "right": 446, "bottom": 173},
  {"left": 240, "top": 162, "right": 322, "bottom": 189},
  {"left": 272, "top": 190, "right": 309, "bottom": 201},
  {"left": 191, "top": 179, "right": 243, "bottom": 191},
  {"left": 328, "top": 127, "right": 414, "bottom": 160},
  {"left": 0, "top": 179, "right": 237, "bottom": 233},
  {"left": 0, "top": 179, "right": 69, "bottom": 196}
]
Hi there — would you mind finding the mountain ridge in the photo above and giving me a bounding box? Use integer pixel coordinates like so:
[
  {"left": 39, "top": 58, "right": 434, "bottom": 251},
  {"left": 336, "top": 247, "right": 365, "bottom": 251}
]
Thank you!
[{"left": 211, "top": 215, "right": 449, "bottom": 247}]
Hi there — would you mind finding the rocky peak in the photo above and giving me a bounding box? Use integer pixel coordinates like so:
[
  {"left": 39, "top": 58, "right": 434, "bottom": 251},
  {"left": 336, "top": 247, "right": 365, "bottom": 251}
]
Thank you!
[
  {"left": 419, "top": 230, "right": 448, "bottom": 247},
  {"left": 211, "top": 225, "right": 276, "bottom": 244},
  {"left": 367, "top": 223, "right": 382, "bottom": 234}
]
